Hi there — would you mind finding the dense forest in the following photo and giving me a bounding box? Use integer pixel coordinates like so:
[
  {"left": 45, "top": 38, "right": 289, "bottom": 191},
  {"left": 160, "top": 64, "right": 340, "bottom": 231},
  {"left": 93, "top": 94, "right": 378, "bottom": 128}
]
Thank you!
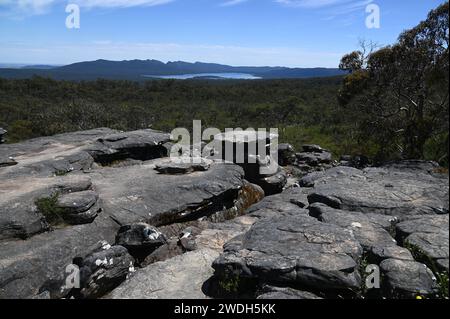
[
  {"left": 0, "top": 2, "right": 448, "bottom": 166},
  {"left": 0, "top": 76, "right": 346, "bottom": 152}
]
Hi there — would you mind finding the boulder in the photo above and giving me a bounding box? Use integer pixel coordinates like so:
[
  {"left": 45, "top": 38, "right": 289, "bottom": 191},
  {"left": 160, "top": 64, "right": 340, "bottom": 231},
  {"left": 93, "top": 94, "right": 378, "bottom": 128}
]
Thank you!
[
  {"left": 87, "top": 129, "right": 171, "bottom": 165},
  {"left": 308, "top": 161, "right": 449, "bottom": 218},
  {"left": 213, "top": 213, "right": 363, "bottom": 294},
  {"left": 106, "top": 249, "right": 218, "bottom": 299},
  {"left": 77, "top": 243, "right": 135, "bottom": 299},
  {"left": 380, "top": 259, "right": 438, "bottom": 298},
  {"left": 56, "top": 190, "right": 101, "bottom": 225},
  {"left": 115, "top": 223, "right": 166, "bottom": 250},
  {"left": 213, "top": 131, "right": 285, "bottom": 195},
  {"left": 296, "top": 151, "right": 332, "bottom": 166},
  {"left": 0, "top": 216, "right": 119, "bottom": 299}
]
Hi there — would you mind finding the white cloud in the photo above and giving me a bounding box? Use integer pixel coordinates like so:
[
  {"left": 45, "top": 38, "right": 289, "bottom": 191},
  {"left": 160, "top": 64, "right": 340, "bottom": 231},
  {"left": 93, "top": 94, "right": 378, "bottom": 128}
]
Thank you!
[
  {"left": 275, "top": 0, "right": 372, "bottom": 10},
  {"left": 220, "top": 0, "right": 249, "bottom": 7},
  {"left": 275, "top": 0, "right": 348, "bottom": 8},
  {"left": 73, "top": 0, "right": 175, "bottom": 8},
  {"left": 0, "top": 0, "right": 174, "bottom": 17}
]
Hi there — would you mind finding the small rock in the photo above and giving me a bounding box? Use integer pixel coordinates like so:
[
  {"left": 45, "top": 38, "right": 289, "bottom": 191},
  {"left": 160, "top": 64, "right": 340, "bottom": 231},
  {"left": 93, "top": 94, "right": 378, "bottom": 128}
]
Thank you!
[
  {"left": 56, "top": 190, "right": 101, "bottom": 225},
  {"left": 380, "top": 259, "right": 438, "bottom": 298},
  {"left": 78, "top": 244, "right": 135, "bottom": 299}
]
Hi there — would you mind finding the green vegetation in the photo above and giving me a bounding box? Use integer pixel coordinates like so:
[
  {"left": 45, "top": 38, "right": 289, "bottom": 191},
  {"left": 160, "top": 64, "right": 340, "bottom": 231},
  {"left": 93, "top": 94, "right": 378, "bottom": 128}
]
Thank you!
[
  {"left": 218, "top": 272, "right": 241, "bottom": 295},
  {"left": 338, "top": 2, "right": 449, "bottom": 166},
  {"left": 35, "top": 193, "right": 65, "bottom": 226},
  {"left": 0, "top": 76, "right": 353, "bottom": 154}
]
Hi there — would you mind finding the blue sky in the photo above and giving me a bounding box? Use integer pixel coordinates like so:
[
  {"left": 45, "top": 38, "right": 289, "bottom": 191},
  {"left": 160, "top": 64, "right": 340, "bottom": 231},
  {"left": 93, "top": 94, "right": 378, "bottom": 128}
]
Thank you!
[{"left": 0, "top": 0, "right": 444, "bottom": 67}]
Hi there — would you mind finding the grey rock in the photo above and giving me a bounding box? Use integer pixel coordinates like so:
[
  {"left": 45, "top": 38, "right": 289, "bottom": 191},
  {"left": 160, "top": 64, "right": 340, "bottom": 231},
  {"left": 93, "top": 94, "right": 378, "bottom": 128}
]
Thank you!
[
  {"left": 91, "top": 159, "right": 245, "bottom": 227},
  {"left": 213, "top": 214, "right": 363, "bottom": 292},
  {"left": 308, "top": 203, "right": 413, "bottom": 262},
  {"left": 396, "top": 215, "right": 449, "bottom": 271},
  {"left": 0, "top": 216, "right": 119, "bottom": 299},
  {"left": 56, "top": 190, "right": 101, "bottom": 225},
  {"left": 308, "top": 161, "right": 449, "bottom": 218},
  {"left": 115, "top": 223, "right": 166, "bottom": 250},
  {"left": 78, "top": 244, "right": 135, "bottom": 299},
  {"left": 87, "top": 129, "right": 171, "bottom": 164},
  {"left": 154, "top": 158, "right": 210, "bottom": 175},
  {"left": 0, "top": 175, "right": 93, "bottom": 240},
  {"left": 245, "top": 187, "right": 310, "bottom": 219},
  {"left": 107, "top": 249, "right": 218, "bottom": 299},
  {"left": 0, "top": 128, "right": 121, "bottom": 180},
  {"left": 380, "top": 259, "right": 438, "bottom": 298},
  {"left": 296, "top": 152, "right": 332, "bottom": 166},
  {"left": 256, "top": 169, "right": 287, "bottom": 195}
]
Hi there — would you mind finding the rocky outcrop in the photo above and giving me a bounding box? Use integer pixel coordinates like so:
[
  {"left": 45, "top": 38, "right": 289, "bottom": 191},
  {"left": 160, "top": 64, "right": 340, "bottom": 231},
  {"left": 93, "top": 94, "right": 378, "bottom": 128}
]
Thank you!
[
  {"left": 86, "top": 129, "right": 171, "bottom": 165},
  {"left": 0, "top": 174, "right": 95, "bottom": 240},
  {"left": 213, "top": 213, "right": 363, "bottom": 296},
  {"left": 1, "top": 130, "right": 448, "bottom": 300},
  {"left": 213, "top": 131, "right": 286, "bottom": 195},
  {"left": 307, "top": 162, "right": 449, "bottom": 218},
  {"left": 0, "top": 128, "right": 258, "bottom": 299}
]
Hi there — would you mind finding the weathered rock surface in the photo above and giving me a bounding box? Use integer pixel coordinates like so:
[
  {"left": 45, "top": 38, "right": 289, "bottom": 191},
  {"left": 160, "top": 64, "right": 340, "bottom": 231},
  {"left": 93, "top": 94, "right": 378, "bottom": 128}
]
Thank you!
[
  {"left": 213, "top": 213, "right": 363, "bottom": 294},
  {"left": 0, "top": 129, "right": 254, "bottom": 299},
  {"left": 91, "top": 160, "right": 245, "bottom": 226},
  {"left": 56, "top": 190, "right": 101, "bottom": 225},
  {"left": 308, "top": 203, "right": 413, "bottom": 262},
  {"left": 0, "top": 174, "right": 94, "bottom": 240},
  {"left": 213, "top": 131, "right": 286, "bottom": 195},
  {"left": 154, "top": 158, "right": 211, "bottom": 175},
  {"left": 86, "top": 129, "right": 171, "bottom": 164},
  {"left": 77, "top": 243, "right": 135, "bottom": 299},
  {"left": 106, "top": 248, "right": 218, "bottom": 299},
  {"left": 380, "top": 259, "right": 438, "bottom": 298},
  {"left": 0, "top": 128, "right": 116, "bottom": 179},
  {"left": 396, "top": 215, "right": 449, "bottom": 271},
  {"left": 296, "top": 151, "right": 332, "bottom": 166},
  {"left": 0, "top": 217, "right": 119, "bottom": 299},
  {"left": 307, "top": 161, "right": 449, "bottom": 218}
]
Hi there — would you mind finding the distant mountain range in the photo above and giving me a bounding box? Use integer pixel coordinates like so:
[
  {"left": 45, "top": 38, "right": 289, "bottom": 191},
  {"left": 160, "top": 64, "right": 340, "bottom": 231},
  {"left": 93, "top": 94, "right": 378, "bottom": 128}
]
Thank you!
[{"left": 0, "top": 59, "right": 346, "bottom": 81}]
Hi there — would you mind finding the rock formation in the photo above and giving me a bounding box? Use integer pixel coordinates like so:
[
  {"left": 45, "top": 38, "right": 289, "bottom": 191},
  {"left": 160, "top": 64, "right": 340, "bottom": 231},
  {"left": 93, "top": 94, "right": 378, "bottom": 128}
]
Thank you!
[{"left": 0, "top": 128, "right": 448, "bottom": 299}]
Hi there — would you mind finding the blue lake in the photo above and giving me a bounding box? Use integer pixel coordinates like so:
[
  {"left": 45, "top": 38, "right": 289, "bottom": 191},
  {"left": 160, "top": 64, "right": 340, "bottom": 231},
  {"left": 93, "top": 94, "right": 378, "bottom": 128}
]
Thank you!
[{"left": 143, "top": 73, "right": 261, "bottom": 80}]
